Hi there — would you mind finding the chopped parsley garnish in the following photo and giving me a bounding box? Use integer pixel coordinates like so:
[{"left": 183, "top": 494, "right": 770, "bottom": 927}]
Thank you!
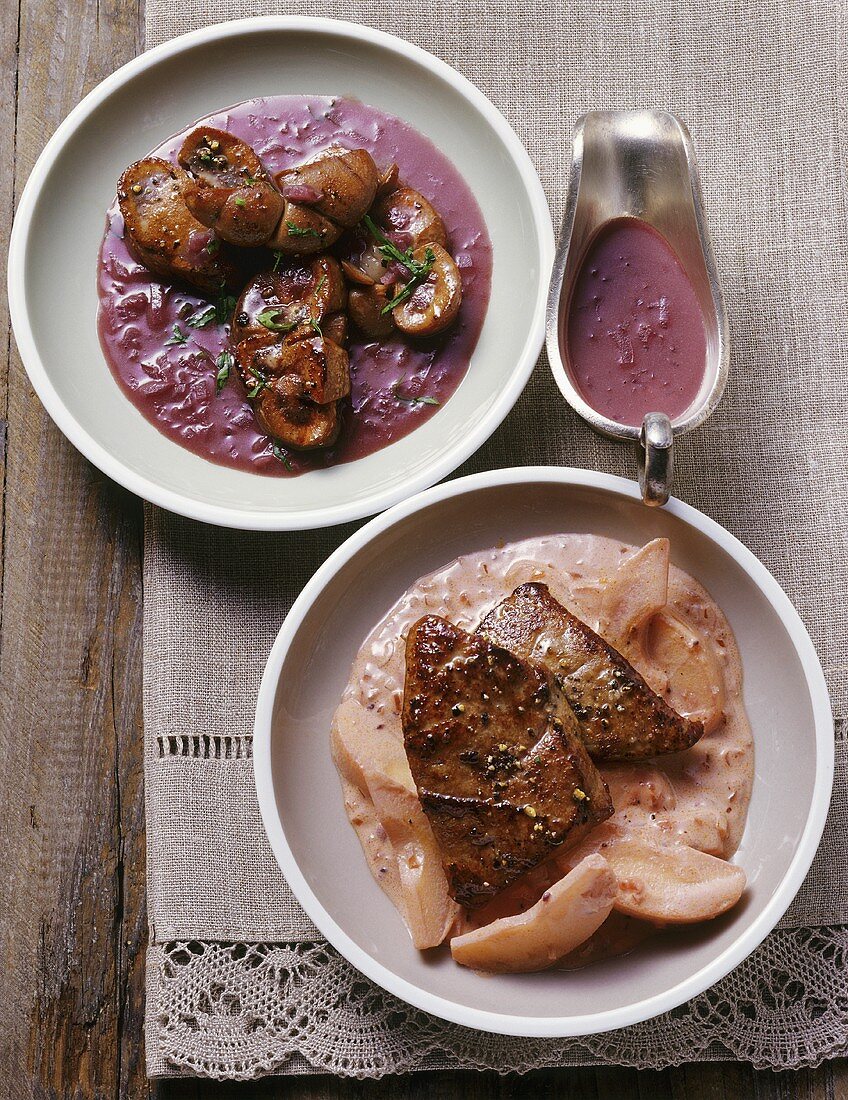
[
  {"left": 233, "top": 196, "right": 247, "bottom": 208},
  {"left": 272, "top": 251, "right": 285, "bottom": 273},
  {"left": 165, "top": 323, "right": 188, "bottom": 346},
  {"left": 272, "top": 443, "right": 293, "bottom": 470},
  {"left": 308, "top": 317, "right": 323, "bottom": 337},
  {"left": 257, "top": 307, "right": 297, "bottom": 333},
  {"left": 205, "top": 237, "right": 220, "bottom": 255},
  {"left": 215, "top": 350, "right": 234, "bottom": 391},
  {"left": 390, "top": 378, "right": 440, "bottom": 406},
  {"left": 187, "top": 305, "right": 217, "bottom": 329},
  {"left": 362, "top": 215, "right": 431, "bottom": 276},
  {"left": 246, "top": 364, "right": 268, "bottom": 398},
  {"left": 315, "top": 274, "right": 327, "bottom": 293},
  {"left": 214, "top": 293, "right": 237, "bottom": 325},
  {"left": 381, "top": 256, "right": 435, "bottom": 315},
  {"left": 285, "top": 221, "right": 323, "bottom": 239},
  {"left": 361, "top": 215, "right": 436, "bottom": 315}
]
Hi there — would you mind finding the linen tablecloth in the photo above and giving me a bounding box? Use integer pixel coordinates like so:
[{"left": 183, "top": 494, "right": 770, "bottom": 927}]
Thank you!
[{"left": 143, "top": 0, "right": 848, "bottom": 1078}]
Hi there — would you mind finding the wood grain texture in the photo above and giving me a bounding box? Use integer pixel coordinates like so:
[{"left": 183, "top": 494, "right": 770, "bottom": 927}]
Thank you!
[
  {"left": 0, "top": 1, "right": 845, "bottom": 1097},
  {"left": 0, "top": 1, "right": 146, "bottom": 1099},
  {"left": 152, "top": 1062, "right": 848, "bottom": 1099}
]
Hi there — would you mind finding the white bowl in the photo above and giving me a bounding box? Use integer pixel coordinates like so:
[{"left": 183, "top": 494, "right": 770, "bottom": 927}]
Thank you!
[
  {"left": 8, "top": 18, "right": 553, "bottom": 530},
  {"left": 254, "top": 467, "right": 833, "bottom": 1037}
]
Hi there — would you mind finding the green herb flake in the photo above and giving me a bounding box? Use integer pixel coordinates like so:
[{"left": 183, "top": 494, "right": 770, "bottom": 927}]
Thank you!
[
  {"left": 165, "top": 323, "right": 188, "bottom": 346},
  {"left": 187, "top": 305, "right": 217, "bottom": 329},
  {"left": 214, "top": 294, "right": 237, "bottom": 325},
  {"left": 246, "top": 368, "right": 268, "bottom": 399},
  {"left": 233, "top": 196, "right": 247, "bottom": 208},
  {"left": 315, "top": 274, "right": 327, "bottom": 293},
  {"left": 285, "top": 221, "right": 322, "bottom": 239},
  {"left": 215, "top": 350, "right": 234, "bottom": 391},
  {"left": 362, "top": 216, "right": 431, "bottom": 277},
  {"left": 272, "top": 251, "right": 285, "bottom": 273},
  {"left": 205, "top": 236, "right": 221, "bottom": 255},
  {"left": 272, "top": 443, "right": 293, "bottom": 470},
  {"left": 390, "top": 378, "right": 440, "bottom": 407},
  {"left": 362, "top": 217, "right": 436, "bottom": 315},
  {"left": 257, "top": 307, "right": 296, "bottom": 334},
  {"left": 308, "top": 317, "right": 323, "bottom": 337},
  {"left": 382, "top": 281, "right": 416, "bottom": 315}
]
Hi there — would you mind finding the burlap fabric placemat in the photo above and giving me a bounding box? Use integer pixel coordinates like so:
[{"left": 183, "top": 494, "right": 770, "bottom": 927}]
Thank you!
[{"left": 143, "top": 0, "right": 848, "bottom": 1079}]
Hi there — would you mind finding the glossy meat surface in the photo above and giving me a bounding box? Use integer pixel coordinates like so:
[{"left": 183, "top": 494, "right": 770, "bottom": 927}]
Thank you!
[
  {"left": 178, "top": 126, "right": 284, "bottom": 247},
  {"left": 275, "top": 146, "right": 378, "bottom": 228},
  {"left": 117, "top": 157, "right": 241, "bottom": 293},
  {"left": 392, "top": 244, "right": 463, "bottom": 337},
  {"left": 371, "top": 185, "right": 448, "bottom": 249},
  {"left": 402, "top": 615, "right": 612, "bottom": 908},
  {"left": 232, "top": 257, "right": 347, "bottom": 342},
  {"left": 478, "top": 582, "right": 704, "bottom": 760},
  {"left": 234, "top": 332, "right": 350, "bottom": 406}
]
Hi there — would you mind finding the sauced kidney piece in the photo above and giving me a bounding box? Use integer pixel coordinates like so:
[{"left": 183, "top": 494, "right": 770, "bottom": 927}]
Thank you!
[
  {"left": 392, "top": 244, "right": 463, "bottom": 338},
  {"left": 275, "top": 145, "right": 378, "bottom": 229},
  {"left": 371, "top": 184, "right": 448, "bottom": 250},
  {"left": 234, "top": 333, "right": 350, "bottom": 407},
  {"left": 231, "top": 257, "right": 347, "bottom": 342},
  {"left": 179, "top": 127, "right": 285, "bottom": 248},
  {"left": 269, "top": 203, "right": 342, "bottom": 255},
  {"left": 347, "top": 284, "right": 396, "bottom": 339},
  {"left": 251, "top": 375, "right": 341, "bottom": 451},
  {"left": 229, "top": 255, "right": 351, "bottom": 451},
  {"left": 342, "top": 186, "right": 460, "bottom": 340},
  {"left": 117, "top": 157, "right": 242, "bottom": 294}
]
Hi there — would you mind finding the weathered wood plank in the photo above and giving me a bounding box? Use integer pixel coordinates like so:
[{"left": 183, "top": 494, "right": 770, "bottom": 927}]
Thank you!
[
  {"left": 151, "top": 1060, "right": 847, "bottom": 1099},
  {"left": 0, "top": 0, "right": 145, "bottom": 1097},
  {"left": 0, "top": 1, "right": 843, "bottom": 1097}
]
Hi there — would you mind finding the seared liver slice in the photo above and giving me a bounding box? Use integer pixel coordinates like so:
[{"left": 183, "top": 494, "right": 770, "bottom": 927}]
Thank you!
[
  {"left": 477, "top": 583, "right": 704, "bottom": 761},
  {"left": 402, "top": 616, "right": 612, "bottom": 909}
]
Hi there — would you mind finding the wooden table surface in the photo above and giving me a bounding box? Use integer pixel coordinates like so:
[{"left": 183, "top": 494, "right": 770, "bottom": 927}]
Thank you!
[{"left": 0, "top": 0, "right": 845, "bottom": 1096}]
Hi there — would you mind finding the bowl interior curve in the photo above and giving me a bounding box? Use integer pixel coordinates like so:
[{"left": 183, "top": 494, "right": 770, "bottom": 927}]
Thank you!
[
  {"left": 261, "top": 475, "right": 826, "bottom": 1029},
  {"left": 14, "top": 22, "right": 549, "bottom": 525}
]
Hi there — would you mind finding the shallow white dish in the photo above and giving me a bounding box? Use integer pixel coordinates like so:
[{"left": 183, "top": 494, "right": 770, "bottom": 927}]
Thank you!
[
  {"left": 254, "top": 467, "right": 833, "bottom": 1037},
  {"left": 8, "top": 17, "right": 552, "bottom": 530}
]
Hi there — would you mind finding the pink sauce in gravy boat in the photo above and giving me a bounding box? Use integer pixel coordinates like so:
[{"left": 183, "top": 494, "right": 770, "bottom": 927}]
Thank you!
[{"left": 546, "top": 110, "right": 729, "bottom": 505}]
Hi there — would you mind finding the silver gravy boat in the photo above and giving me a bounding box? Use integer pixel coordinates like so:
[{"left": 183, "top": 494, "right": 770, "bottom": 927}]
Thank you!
[{"left": 546, "top": 109, "right": 729, "bottom": 505}]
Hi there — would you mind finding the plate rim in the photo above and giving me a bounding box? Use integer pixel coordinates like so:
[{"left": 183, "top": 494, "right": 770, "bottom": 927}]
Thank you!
[
  {"left": 253, "top": 465, "right": 834, "bottom": 1037},
  {"left": 7, "top": 15, "right": 554, "bottom": 531}
]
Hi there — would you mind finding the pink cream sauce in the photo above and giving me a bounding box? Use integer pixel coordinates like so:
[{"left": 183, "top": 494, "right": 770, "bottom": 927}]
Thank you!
[
  {"left": 97, "top": 96, "right": 493, "bottom": 476},
  {"left": 565, "top": 218, "right": 707, "bottom": 427},
  {"left": 333, "top": 535, "right": 753, "bottom": 967}
]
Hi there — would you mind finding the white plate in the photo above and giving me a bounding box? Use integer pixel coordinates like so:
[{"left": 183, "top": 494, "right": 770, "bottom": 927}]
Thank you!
[
  {"left": 254, "top": 467, "right": 833, "bottom": 1037},
  {"left": 8, "top": 18, "right": 552, "bottom": 530}
]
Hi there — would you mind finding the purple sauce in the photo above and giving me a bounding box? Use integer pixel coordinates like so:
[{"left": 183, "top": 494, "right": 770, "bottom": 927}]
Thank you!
[
  {"left": 97, "top": 96, "right": 493, "bottom": 476},
  {"left": 564, "top": 218, "right": 706, "bottom": 427}
]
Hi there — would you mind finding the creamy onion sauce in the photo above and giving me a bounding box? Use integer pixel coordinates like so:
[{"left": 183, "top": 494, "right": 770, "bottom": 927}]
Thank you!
[{"left": 333, "top": 534, "right": 753, "bottom": 962}]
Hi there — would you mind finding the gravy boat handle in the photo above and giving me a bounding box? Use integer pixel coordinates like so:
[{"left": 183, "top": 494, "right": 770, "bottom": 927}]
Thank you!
[{"left": 639, "top": 412, "right": 673, "bottom": 507}]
